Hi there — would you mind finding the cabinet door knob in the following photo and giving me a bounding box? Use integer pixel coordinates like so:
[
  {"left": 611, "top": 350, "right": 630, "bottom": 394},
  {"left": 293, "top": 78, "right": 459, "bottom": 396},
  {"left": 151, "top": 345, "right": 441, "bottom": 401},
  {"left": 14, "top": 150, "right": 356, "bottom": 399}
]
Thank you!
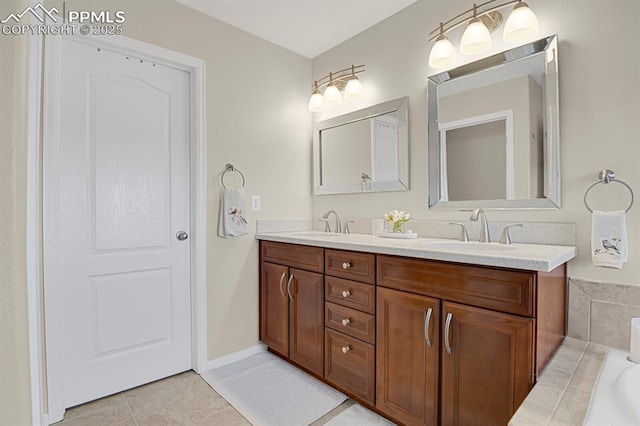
[
  {"left": 342, "top": 290, "right": 351, "bottom": 298},
  {"left": 341, "top": 345, "right": 351, "bottom": 354},
  {"left": 342, "top": 262, "right": 351, "bottom": 269},
  {"left": 341, "top": 318, "right": 350, "bottom": 326}
]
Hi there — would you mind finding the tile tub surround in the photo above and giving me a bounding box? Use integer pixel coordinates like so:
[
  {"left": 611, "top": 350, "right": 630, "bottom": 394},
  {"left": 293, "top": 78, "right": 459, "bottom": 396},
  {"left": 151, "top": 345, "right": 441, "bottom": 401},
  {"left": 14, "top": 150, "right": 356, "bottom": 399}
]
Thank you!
[
  {"left": 256, "top": 230, "right": 576, "bottom": 272},
  {"left": 509, "top": 338, "right": 610, "bottom": 426},
  {"left": 568, "top": 278, "right": 640, "bottom": 349}
]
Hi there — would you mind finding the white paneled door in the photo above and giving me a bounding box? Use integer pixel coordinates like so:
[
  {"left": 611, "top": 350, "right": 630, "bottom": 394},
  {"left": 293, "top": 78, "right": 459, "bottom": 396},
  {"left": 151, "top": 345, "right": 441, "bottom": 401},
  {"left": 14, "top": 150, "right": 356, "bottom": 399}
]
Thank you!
[{"left": 45, "top": 38, "right": 192, "bottom": 408}]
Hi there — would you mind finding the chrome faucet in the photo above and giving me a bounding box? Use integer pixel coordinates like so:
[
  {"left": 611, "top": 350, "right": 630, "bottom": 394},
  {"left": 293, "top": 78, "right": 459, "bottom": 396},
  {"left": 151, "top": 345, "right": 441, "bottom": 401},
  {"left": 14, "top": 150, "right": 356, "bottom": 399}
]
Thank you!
[
  {"left": 469, "top": 208, "right": 490, "bottom": 242},
  {"left": 322, "top": 210, "right": 342, "bottom": 233},
  {"left": 449, "top": 222, "right": 469, "bottom": 242},
  {"left": 500, "top": 223, "right": 523, "bottom": 244}
]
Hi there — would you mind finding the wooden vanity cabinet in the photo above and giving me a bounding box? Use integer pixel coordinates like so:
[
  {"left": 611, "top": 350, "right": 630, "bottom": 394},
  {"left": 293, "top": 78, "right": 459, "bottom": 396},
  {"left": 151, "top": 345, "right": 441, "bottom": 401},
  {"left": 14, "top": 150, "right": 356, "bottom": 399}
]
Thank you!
[
  {"left": 260, "top": 261, "right": 290, "bottom": 356},
  {"left": 376, "top": 287, "right": 440, "bottom": 426},
  {"left": 323, "top": 249, "right": 377, "bottom": 405},
  {"left": 440, "top": 302, "right": 534, "bottom": 426},
  {"left": 259, "top": 241, "right": 567, "bottom": 426},
  {"left": 259, "top": 241, "right": 324, "bottom": 376},
  {"left": 376, "top": 255, "right": 565, "bottom": 426}
]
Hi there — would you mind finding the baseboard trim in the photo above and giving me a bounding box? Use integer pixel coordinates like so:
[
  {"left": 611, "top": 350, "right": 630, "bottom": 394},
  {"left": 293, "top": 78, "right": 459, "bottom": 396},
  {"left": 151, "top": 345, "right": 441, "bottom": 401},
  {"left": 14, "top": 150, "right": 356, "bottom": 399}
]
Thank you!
[{"left": 203, "top": 343, "right": 267, "bottom": 371}]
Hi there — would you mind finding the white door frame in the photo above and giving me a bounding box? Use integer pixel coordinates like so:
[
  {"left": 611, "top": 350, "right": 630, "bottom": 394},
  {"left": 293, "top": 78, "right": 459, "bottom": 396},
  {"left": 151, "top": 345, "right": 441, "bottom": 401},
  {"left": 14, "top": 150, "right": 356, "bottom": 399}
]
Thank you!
[{"left": 29, "top": 33, "right": 207, "bottom": 425}]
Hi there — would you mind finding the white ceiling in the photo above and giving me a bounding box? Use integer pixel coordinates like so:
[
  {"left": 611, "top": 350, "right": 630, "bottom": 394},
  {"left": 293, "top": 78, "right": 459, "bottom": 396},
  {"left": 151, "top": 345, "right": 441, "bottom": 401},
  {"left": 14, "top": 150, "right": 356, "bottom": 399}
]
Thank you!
[{"left": 175, "top": 0, "right": 418, "bottom": 58}]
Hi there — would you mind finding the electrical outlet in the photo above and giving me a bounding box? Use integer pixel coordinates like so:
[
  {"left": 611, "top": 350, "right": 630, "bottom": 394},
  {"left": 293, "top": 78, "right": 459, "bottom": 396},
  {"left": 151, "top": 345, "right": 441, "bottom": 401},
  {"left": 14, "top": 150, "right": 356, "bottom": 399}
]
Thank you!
[{"left": 251, "top": 195, "right": 261, "bottom": 211}]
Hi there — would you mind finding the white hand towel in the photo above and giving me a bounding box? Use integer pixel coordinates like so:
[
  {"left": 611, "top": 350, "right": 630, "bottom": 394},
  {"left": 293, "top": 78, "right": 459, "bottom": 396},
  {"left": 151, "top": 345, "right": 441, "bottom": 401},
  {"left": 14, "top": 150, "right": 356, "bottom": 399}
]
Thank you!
[
  {"left": 592, "top": 210, "right": 627, "bottom": 269},
  {"left": 218, "top": 188, "right": 248, "bottom": 238}
]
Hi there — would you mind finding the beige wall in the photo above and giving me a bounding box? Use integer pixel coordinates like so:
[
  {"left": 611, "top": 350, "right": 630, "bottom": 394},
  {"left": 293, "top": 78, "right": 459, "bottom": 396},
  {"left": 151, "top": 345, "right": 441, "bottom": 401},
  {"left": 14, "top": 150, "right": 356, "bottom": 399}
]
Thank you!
[
  {"left": 0, "top": 0, "right": 32, "bottom": 423},
  {"left": 322, "top": 119, "right": 371, "bottom": 185},
  {"left": 440, "top": 75, "right": 531, "bottom": 199},
  {"left": 312, "top": 0, "right": 640, "bottom": 286},
  {"left": 3, "top": 0, "right": 312, "bottom": 422},
  {"left": 445, "top": 120, "right": 507, "bottom": 200},
  {"left": 3, "top": 0, "right": 639, "bottom": 421}
]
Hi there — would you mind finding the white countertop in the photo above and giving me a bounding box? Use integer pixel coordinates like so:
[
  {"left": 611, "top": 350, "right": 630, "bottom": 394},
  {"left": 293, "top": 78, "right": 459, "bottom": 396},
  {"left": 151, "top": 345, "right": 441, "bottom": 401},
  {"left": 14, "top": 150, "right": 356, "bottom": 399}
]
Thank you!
[{"left": 255, "top": 231, "right": 577, "bottom": 272}]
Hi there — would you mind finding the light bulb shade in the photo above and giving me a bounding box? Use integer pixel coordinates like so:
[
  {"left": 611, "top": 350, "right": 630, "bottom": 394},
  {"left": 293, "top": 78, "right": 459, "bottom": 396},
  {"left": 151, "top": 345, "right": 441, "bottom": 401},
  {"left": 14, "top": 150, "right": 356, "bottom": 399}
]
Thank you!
[
  {"left": 323, "top": 84, "right": 343, "bottom": 106},
  {"left": 344, "top": 77, "right": 364, "bottom": 100},
  {"left": 503, "top": 2, "right": 539, "bottom": 43},
  {"left": 429, "top": 35, "right": 456, "bottom": 69},
  {"left": 460, "top": 19, "right": 492, "bottom": 55},
  {"left": 308, "top": 92, "right": 324, "bottom": 112}
]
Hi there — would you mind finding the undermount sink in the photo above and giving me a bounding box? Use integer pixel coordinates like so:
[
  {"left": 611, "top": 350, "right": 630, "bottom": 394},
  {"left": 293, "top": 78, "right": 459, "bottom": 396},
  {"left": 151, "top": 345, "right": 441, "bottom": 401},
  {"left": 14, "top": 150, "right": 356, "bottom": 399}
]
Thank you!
[{"left": 423, "top": 241, "right": 518, "bottom": 252}]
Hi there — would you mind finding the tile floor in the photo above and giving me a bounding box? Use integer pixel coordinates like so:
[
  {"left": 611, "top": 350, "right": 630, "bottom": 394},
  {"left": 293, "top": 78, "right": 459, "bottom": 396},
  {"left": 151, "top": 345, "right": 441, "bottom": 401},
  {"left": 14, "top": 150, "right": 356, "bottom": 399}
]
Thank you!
[{"left": 54, "top": 370, "right": 356, "bottom": 426}]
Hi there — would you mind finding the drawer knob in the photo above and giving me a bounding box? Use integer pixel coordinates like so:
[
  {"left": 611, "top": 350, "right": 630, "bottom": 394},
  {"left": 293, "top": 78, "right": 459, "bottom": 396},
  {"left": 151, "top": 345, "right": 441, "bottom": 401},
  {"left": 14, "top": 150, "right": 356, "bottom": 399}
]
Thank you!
[
  {"left": 342, "top": 262, "right": 351, "bottom": 269},
  {"left": 342, "top": 290, "right": 351, "bottom": 298},
  {"left": 341, "top": 318, "right": 350, "bottom": 326},
  {"left": 341, "top": 345, "right": 351, "bottom": 354}
]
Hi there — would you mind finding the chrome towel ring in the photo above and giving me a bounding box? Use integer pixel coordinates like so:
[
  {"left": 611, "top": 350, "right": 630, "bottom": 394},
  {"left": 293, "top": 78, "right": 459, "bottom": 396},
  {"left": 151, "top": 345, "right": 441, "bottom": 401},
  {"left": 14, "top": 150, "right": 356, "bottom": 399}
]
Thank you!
[
  {"left": 221, "top": 163, "right": 245, "bottom": 188},
  {"left": 584, "top": 169, "right": 634, "bottom": 213}
]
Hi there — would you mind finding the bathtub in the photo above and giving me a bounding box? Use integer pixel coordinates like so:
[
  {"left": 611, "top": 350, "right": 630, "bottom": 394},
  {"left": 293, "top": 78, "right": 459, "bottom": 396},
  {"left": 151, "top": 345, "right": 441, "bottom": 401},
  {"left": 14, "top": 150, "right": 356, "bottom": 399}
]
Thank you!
[{"left": 583, "top": 349, "right": 640, "bottom": 425}]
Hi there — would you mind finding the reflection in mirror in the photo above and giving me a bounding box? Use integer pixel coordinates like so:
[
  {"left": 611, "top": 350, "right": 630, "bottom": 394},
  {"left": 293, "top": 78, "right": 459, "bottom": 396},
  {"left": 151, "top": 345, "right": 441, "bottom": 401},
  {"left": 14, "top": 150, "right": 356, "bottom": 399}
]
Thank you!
[
  {"left": 314, "top": 96, "right": 409, "bottom": 195},
  {"left": 428, "top": 35, "right": 559, "bottom": 209}
]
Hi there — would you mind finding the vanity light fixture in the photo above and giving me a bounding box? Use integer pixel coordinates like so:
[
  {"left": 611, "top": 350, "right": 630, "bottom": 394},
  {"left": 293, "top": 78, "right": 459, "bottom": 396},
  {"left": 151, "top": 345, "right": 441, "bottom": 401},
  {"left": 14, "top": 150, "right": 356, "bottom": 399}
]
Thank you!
[
  {"left": 308, "top": 65, "right": 365, "bottom": 112},
  {"left": 460, "top": 4, "right": 493, "bottom": 55},
  {"left": 428, "top": 0, "right": 539, "bottom": 69}
]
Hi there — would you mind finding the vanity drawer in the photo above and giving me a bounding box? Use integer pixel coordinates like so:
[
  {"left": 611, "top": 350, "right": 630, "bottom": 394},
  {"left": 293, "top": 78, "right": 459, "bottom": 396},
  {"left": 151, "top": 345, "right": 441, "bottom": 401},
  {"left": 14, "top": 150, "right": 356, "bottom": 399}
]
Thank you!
[
  {"left": 377, "top": 255, "right": 535, "bottom": 316},
  {"left": 325, "top": 302, "right": 375, "bottom": 344},
  {"left": 325, "top": 249, "right": 375, "bottom": 284},
  {"left": 261, "top": 241, "right": 323, "bottom": 273},
  {"left": 324, "top": 329, "right": 375, "bottom": 405},
  {"left": 325, "top": 276, "right": 375, "bottom": 314}
]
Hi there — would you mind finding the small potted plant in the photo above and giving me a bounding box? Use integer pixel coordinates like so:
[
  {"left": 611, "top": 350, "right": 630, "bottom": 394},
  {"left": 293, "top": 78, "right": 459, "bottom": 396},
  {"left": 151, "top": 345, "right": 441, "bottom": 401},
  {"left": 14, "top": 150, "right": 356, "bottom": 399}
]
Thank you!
[{"left": 384, "top": 210, "right": 411, "bottom": 233}]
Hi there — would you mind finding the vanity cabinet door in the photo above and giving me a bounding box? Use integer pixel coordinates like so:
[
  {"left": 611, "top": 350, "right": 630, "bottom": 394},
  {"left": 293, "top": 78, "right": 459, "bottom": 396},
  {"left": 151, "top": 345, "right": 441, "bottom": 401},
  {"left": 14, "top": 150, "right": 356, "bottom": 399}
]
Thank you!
[
  {"left": 376, "top": 287, "right": 440, "bottom": 426},
  {"left": 260, "top": 262, "right": 289, "bottom": 358},
  {"left": 260, "top": 263, "right": 324, "bottom": 375},
  {"left": 441, "top": 302, "right": 534, "bottom": 426},
  {"left": 289, "top": 268, "right": 324, "bottom": 376}
]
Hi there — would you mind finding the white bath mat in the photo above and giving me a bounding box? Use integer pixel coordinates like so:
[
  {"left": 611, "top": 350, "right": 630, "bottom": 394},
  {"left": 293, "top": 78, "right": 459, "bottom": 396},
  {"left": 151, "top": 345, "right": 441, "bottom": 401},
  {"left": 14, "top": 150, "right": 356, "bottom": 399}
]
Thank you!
[
  {"left": 202, "top": 351, "right": 346, "bottom": 426},
  {"left": 324, "top": 404, "right": 396, "bottom": 426}
]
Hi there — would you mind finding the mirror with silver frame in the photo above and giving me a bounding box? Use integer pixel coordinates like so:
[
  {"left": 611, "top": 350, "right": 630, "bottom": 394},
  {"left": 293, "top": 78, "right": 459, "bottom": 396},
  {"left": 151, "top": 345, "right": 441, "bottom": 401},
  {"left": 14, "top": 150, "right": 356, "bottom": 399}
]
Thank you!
[
  {"left": 428, "top": 35, "right": 560, "bottom": 209},
  {"left": 314, "top": 96, "right": 409, "bottom": 195}
]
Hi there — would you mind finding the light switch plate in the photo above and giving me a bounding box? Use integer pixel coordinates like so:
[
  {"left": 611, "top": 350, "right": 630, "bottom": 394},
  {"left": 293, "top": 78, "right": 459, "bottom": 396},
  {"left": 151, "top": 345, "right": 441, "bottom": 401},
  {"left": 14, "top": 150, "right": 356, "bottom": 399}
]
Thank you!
[{"left": 251, "top": 195, "right": 261, "bottom": 211}]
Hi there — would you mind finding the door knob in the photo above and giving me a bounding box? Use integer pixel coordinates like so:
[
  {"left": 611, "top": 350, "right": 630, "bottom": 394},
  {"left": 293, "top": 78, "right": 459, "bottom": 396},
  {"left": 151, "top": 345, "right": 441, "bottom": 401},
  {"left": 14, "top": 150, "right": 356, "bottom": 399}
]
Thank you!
[{"left": 176, "top": 231, "right": 189, "bottom": 241}]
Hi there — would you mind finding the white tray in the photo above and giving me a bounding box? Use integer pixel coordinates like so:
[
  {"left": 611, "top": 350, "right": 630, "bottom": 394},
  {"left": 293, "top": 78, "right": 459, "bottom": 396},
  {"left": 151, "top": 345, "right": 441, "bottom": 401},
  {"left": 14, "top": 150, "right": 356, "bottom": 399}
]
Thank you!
[{"left": 377, "top": 231, "right": 418, "bottom": 239}]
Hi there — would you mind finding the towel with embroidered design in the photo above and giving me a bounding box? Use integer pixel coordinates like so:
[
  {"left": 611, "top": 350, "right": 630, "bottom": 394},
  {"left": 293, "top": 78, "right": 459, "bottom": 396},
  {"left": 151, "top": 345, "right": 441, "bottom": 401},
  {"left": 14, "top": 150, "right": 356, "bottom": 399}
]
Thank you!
[
  {"left": 218, "top": 187, "right": 248, "bottom": 238},
  {"left": 591, "top": 210, "right": 627, "bottom": 269}
]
